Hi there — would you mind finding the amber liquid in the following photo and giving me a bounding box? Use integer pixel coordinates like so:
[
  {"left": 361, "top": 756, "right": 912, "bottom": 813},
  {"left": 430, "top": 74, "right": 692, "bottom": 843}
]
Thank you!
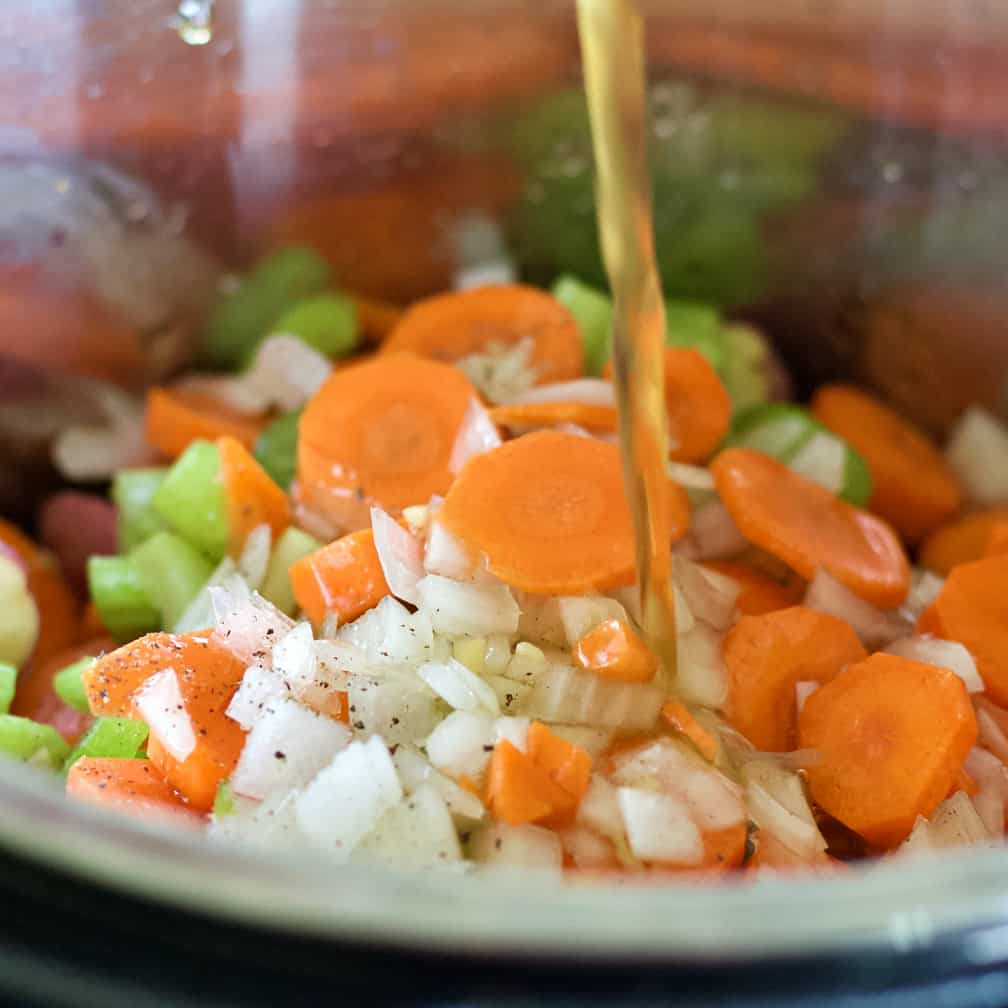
[{"left": 576, "top": 0, "right": 678, "bottom": 683}]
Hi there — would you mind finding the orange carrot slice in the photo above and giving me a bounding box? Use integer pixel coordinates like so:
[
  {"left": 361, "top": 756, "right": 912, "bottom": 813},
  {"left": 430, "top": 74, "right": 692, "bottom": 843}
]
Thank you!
[
  {"left": 812, "top": 383, "right": 962, "bottom": 545},
  {"left": 604, "top": 347, "right": 731, "bottom": 463},
  {"left": 441, "top": 430, "right": 690, "bottom": 595},
  {"left": 724, "top": 606, "right": 867, "bottom": 752},
  {"left": 67, "top": 757, "right": 202, "bottom": 824},
  {"left": 923, "top": 555, "right": 1008, "bottom": 705},
  {"left": 660, "top": 699, "right": 719, "bottom": 763},
  {"left": 984, "top": 522, "right": 1008, "bottom": 558},
  {"left": 217, "top": 435, "right": 290, "bottom": 554},
  {"left": 526, "top": 721, "right": 592, "bottom": 827},
  {"left": 920, "top": 509, "right": 1008, "bottom": 576},
  {"left": 145, "top": 386, "right": 266, "bottom": 461},
  {"left": 799, "top": 652, "right": 977, "bottom": 848},
  {"left": 288, "top": 528, "right": 390, "bottom": 627},
  {"left": 297, "top": 354, "right": 476, "bottom": 530},
  {"left": 702, "top": 560, "right": 802, "bottom": 616},
  {"left": 573, "top": 618, "right": 658, "bottom": 684},
  {"left": 488, "top": 401, "right": 618, "bottom": 434},
  {"left": 711, "top": 448, "right": 909, "bottom": 608},
  {"left": 484, "top": 739, "right": 568, "bottom": 826},
  {"left": 382, "top": 284, "right": 583, "bottom": 385}
]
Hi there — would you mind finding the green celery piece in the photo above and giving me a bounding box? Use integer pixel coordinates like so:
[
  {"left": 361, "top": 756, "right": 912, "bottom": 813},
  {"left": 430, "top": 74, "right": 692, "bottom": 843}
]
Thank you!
[
  {"left": 130, "top": 531, "right": 215, "bottom": 629},
  {"left": 254, "top": 410, "right": 302, "bottom": 491},
  {"left": 87, "top": 555, "right": 161, "bottom": 643},
  {"left": 0, "top": 715, "right": 70, "bottom": 768},
  {"left": 664, "top": 299, "right": 725, "bottom": 372},
  {"left": 0, "top": 663, "right": 15, "bottom": 715},
  {"left": 53, "top": 657, "right": 96, "bottom": 715},
  {"left": 260, "top": 527, "right": 323, "bottom": 615},
  {"left": 726, "top": 403, "right": 817, "bottom": 460},
  {"left": 111, "top": 468, "right": 168, "bottom": 551},
  {"left": 273, "top": 294, "right": 359, "bottom": 359},
  {"left": 203, "top": 247, "right": 332, "bottom": 370},
  {"left": 63, "top": 718, "right": 149, "bottom": 772},
  {"left": 213, "top": 779, "right": 236, "bottom": 817},
  {"left": 840, "top": 444, "right": 873, "bottom": 508},
  {"left": 551, "top": 275, "right": 613, "bottom": 376},
  {"left": 719, "top": 323, "right": 772, "bottom": 416},
  {"left": 152, "top": 440, "right": 229, "bottom": 561}
]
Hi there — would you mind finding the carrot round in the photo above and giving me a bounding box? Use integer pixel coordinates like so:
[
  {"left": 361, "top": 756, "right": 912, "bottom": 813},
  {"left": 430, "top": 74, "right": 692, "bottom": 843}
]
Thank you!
[
  {"left": 573, "top": 618, "right": 658, "bottom": 683},
  {"left": 484, "top": 739, "right": 568, "bottom": 826},
  {"left": 799, "top": 652, "right": 977, "bottom": 848},
  {"left": 382, "top": 284, "right": 583, "bottom": 385},
  {"left": 67, "top": 757, "right": 202, "bottom": 825},
  {"left": 660, "top": 699, "right": 719, "bottom": 763},
  {"left": 724, "top": 606, "right": 866, "bottom": 752},
  {"left": 711, "top": 448, "right": 909, "bottom": 608},
  {"left": 297, "top": 354, "right": 477, "bottom": 530},
  {"left": 811, "top": 384, "right": 962, "bottom": 545},
  {"left": 288, "top": 528, "right": 390, "bottom": 627},
  {"left": 440, "top": 430, "right": 690, "bottom": 595},
  {"left": 920, "top": 508, "right": 1008, "bottom": 576},
  {"left": 217, "top": 436, "right": 290, "bottom": 554},
  {"left": 702, "top": 560, "right": 803, "bottom": 616},
  {"left": 984, "top": 522, "right": 1008, "bottom": 558},
  {"left": 604, "top": 347, "right": 731, "bottom": 463},
  {"left": 526, "top": 721, "right": 592, "bottom": 826},
  {"left": 923, "top": 555, "right": 1008, "bottom": 705},
  {"left": 488, "top": 401, "right": 618, "bottom": 434},
  {"left": 145, "top": 386, "right": 266, "bottom": 461}
]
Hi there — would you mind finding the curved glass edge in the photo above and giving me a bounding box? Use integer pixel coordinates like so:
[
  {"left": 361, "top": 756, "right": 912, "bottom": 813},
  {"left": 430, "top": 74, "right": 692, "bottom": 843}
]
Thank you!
[{"left": 3, "top": 761, "right": 1008, "bottom": 963}]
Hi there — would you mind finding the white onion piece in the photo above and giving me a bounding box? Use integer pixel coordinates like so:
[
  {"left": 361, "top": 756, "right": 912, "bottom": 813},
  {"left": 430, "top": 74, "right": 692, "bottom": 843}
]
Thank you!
[
  {"left": 424, "top": 709, "right": 497, "bottom": 779},
  {"left": 346, "top": 674, "right": 441, "bottom": 745},
  {"left": 667, "top": 462, "right": 716, "bottom": 491},
  {"left": 485, "top": 675, "right": 532, "bottom": 714},
  {"left": 336, "top": 596, "right": 433, "bottom": 666},
  {"left": 510, "top": 379, "right": 616, "bottom": 408},
  {"left": 175, "top": 374, "right": 267, "bottom": 415},
  {"left": 210, "top": 586, "right": 295, "bottom": 666},
  {"left": 0, "top": 553, "right": 39, "bottom": 668},
  {"left": 674, "top": 499, "right": 748, "bottom": 561},
  {"left": 884, "top": 636, "right": 984, "bottom": 693},
  {"left": 556, "top": 595, "right": 629, "bottom": 647},
  {"left": 617, "top": 787, "right": 704, "bottom": 865},
  {"left": 208, "top": 789, "right": 305, "bottom": 850},
  {"left": 231, "top": 699, "right": 351, "bottom": 800},
  {"left": 675, "top": 766, "right": 746, "bottom": 830},
  {"left": 226, "top": 663, "right": 286, "bottom": 731},
  {"left": 469, "top": 821, "right": 563, "bottom": 872},
  {"left": 676, "top": 622, "right": 728, "bottom": 709},
  {"left": 964, "top": 747, "right": 1008, "bottom": 795},
  {"left": 673, "top": 555, "right": 740, "bottom": 631},
  {"left": 272, "top": 624, "right": 350, "bottom": 720},
  {"left": 356, "top": 782, "right": 462, "bottom": 868},
  {"left": 448, "top": 398, "right": 502, "bottom": 475},
  {"left": 237, "top": 524, "right": 272, "bottom": 590},
  {"left": 423, "top": 521, "right": 475, "bottom": 580},
  {"left": 493, "top": 715, "right": 530, "bottom": 752},
  {"left": 747, "top": 783, "right": 823, "bottom": 860},
  {"left": 561, "top": 827, "right": 616, "bottom": 869},
  {"left": 803, "top": 569, "right": 909, "bottom": 648},
  {"left": 313, "top": 640, "right": 372, "bottom": 685},
  {"left": 795, "top": 680, "right": 818, "bottom": 714},
  {"left": 945, "top": 406, "right": 1008, "bottom": 506},
  {"left": 974, "top": 785, "right": 1006, "bottom": 838},
  {"left": 401, "top": 505, "right": 430, "bottom": 536},
  {"left": 417, "top": 658, "right": 500, "bottom": 715},
  {"left": 249, "top": 335, "right": 332, "bottom": 412},
  {"left": 787, "top": 431, "right": 846, "bottom": 495},
  {"left": 173, "top": 559, "right": 243, "bottom": 635},
  {"left": 900, "top": 568, "right": 945, "bottom": 622},
  {"left": 929, "top": 790, "right": 991, "bottom": 848},
  {"left": 370, "top": 506, "right": 424, "bottom": 605},
  {"left": 392, "top": 744, "right": 484, "bottom": 824},
  {"left": 544, "top": 724, "right": 612, "bottom": 757},
  {"left": 515, "top": 596, "right": 567, "bottom": 648},
  {"left": 976, "top": 708, "right": 1008, "bottom": 766},
  {"left": 416, "top": 575, "right": 520, "bottom": 637},
  {"left": 455, "top": 337, "right": 536, "bottom": 406},
  {"left": 295, "top": 736, "right": 403, "bottom": 860},
  {"left": 133, "top": 670, "right": 196, "bottom": 762},
  {"left": 454, "top": 259, "right": 517, "bottom": 291},
  {"left": 577, "top": 775, "right": 625, "bottom": 841},
  {"left": 901, "top": 815, "right": 935, "bottom": 856},
  {"left": 53, "top": 421, "right": 154, "bottom": 482}
]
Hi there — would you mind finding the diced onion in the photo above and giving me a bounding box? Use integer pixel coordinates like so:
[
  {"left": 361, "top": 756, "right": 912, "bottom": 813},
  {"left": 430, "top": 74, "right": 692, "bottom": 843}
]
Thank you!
[
  {"left": 617, "top": 787, "right": 704, "bottom": 865},
  {"left": 667, "top": 462, "right": 716, "bottom": 491},
  {"left": 173, "top": 560, "right": 243, "bottom": 635},
  {"left": 493, "top": 715, "right": 530, "bottom": 752},
  {"left": 673, "top": 555, "right": 740, "bottom": 631},
  {"left": 804, "top": 569, "right": 909, "bottom": 648},
  {"left": 423, "top": 521, "right": 475, "bottom": 580},
  {"left": 945, "top": 406, "right": 1008, "bottom": 506},
  {"left": 560, "top": 826, "right": 616, "bottom": 869},
  {"left": 929, "top": 790, "right": 991, "bottom": 848},
  {"left": 576, "top": 775, "right": 625, "bottom": 841},
  {"left": 210, "top": 585, "right": 295, "bottom": 666},
  {"left": 238, "top": 524, "right": 272, "bottom": 590},
  {"left": 676, "top": 623, "right": 728, "bottom": 709},
  {"left": 370, "top": 506, "right": 424, "bottom": 605},
  {"left": 0, "top": 552, "right": 39, "bottom": 669},
  {"left": 510, "top": 379, "right": 615, "bottom": 408},
  {"left": 392, "top": 744, "right": 484, "bottom": 824},
  {"left": 556, "top": 596, "right": 629, "bottom": 647},
  {"left": 226, "top": 664, "right": 286, "bottom": 731},
  {"left": 336, "top": 596, "right": 433, "bottom": 666},
  {"left": 449, "top": 398, "right": 502, "bottom": 475},
  {"left": 787, "top": 431, "right": 846, "bottom": 495},
  {"left": 248, "top": 335, "right": 332, "bottom": 413},
  {"left": 417, "top": 658, "right": 500, "bottom": 715},
  {"left": 424, "top": 709, "right": 497, "bottom": 779},
  {"left": 355, "top": 783, "right": 462, "bottom": 868},
  {"left": 674, "top": 499, "right": 748, "bottom": 561},
  {"left": 469, "top": 821, "right": 563, "bottom": 872},
  {"left": 901, "top": 815, "right": 935, "bottom": 856},
  {"left": 884, "top": 636, "right": 984, "bottom": 693},
  {"left": 416, "top": 574, "right": 520, "bottom": 637},
  {"left": 134, "top": 669, "right": 196, "bottom": 762}
]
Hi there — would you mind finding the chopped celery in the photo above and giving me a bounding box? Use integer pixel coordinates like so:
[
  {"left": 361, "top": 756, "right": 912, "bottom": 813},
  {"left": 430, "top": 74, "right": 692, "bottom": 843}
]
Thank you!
[
  {"left": 719, "top": 323, "right": 772, "bottom": 416},
  {"left": 53, "top": 656, "right": 96, "bottom": 715},
  {"left": 0, "top": 663, "right": 15, "bottom": 714},
  {"left": 273, "top": 294, "right": 359, "bottom": 359},
  {"left": 260, "top": 526, "right": 323, "bottom": 615},
  {"left": 551, "top": 275, "right": 613, "bottom": 376},
  {"left": 111, "top": 468, "right": 168, "bottom": 551},
  {"left": 152, "top": 440, "right": 229, "bottom": 561},
  {"left": 664, "top": 300, "right": 725, "bottom": 372},
  {"left": 213, "top": 779, "right": 236, "bottom": 817},
  {"left": 841, "top": 448, "right": 873, "bottom": 509},
  {"left": 254, "top": 410, "right": 302, "bottom": 491},
  {"left": 87, "top": 555, "right": 161, "bottom": 643},
  {"left": 0, "top": 715, "right": 70, "bottom": 769},
  {"left": 63, "top": 717, "right": 149, "bottom": 772},
  {"left": 130, "top": 531, "right": 215, "bottom": 629},
  {"left": 203, "top": 247, "right": 332, "bottom": 369}
]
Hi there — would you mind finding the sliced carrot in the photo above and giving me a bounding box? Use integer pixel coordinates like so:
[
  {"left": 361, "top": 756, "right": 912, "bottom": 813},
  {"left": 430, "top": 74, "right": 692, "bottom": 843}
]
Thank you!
[
  {"left": 923, "top": 555, "right": 1008, "bottom": 705},
  {"left": 919, "top": 508, "right": 1008, "bottom": 576},
  {"left": 216, "top": 435, "right": 290, "bottom": 554},
  {"left": 811, "top": 384, "right": 962, "bottom": 545},
  {"left": 484, "top": 739, "right": 568, "bottom": 826},
  {"left": 488, "top": 401, "right": 618, "bottom": 434},
  {"left": 288, "top": 529, "right": 390, "bottom": 628},
  {"left": 67, "top": 757, "right": 202, "bottom": 825},
  {"left": 145, "top": 386, "right": 266, "bottom": 462},
  {"left": 526, "top": 721, "right": 592, "bottom": 827},
  {"left": 382, "top": 284, "right": 583, "bottom": 385},
  {"left": 711, "top": 448, "right": 909, "bottom": 608},
  {"left": 660, "top": 699, "right": 719, "bottom": 763},
  {"left": 984, "top": 523, "right": 1008, "bottom": 558},
  {"left": 352, "top": 294, "right": 404, "bottom": 343},
  {"left": 724, "top": 606, "right": 867, "bottom": 752},
  {"left": 702, "top": 560, "right": 803, "bottom": 616},
  {"left": 441, "top": 430, "right": 690, "bottom": 595},
  {"left": 297, "top": 354, "right": 477, "bottom": 530},
  {"left": 604, "top": 347, "right": 731, "bottom": 463},
  {"left": 700, "top": 821, "right": 749, "bottom": 871},
  {"left": 799, "top": 652, "right": 977, "bottom": 848},
  {"left": 573, "top": 618, "right": 658, "bottom": 684}
]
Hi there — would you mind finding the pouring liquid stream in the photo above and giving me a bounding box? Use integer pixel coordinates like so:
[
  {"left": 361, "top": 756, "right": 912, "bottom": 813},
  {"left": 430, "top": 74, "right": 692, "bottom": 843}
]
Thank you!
[{"left": 576, "top": 0, "right": 679, "bottom": 684}]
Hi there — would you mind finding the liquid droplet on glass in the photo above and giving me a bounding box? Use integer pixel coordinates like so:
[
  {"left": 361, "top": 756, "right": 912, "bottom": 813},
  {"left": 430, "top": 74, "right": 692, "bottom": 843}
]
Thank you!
[{"left": 176, "top": 0, "right": 213, "bottom": 46}]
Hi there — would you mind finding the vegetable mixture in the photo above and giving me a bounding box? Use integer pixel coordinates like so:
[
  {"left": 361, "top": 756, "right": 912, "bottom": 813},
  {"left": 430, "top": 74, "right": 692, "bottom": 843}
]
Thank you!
[{"left": 5, "top": 245, "right": 1008, "bottom": 878}]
